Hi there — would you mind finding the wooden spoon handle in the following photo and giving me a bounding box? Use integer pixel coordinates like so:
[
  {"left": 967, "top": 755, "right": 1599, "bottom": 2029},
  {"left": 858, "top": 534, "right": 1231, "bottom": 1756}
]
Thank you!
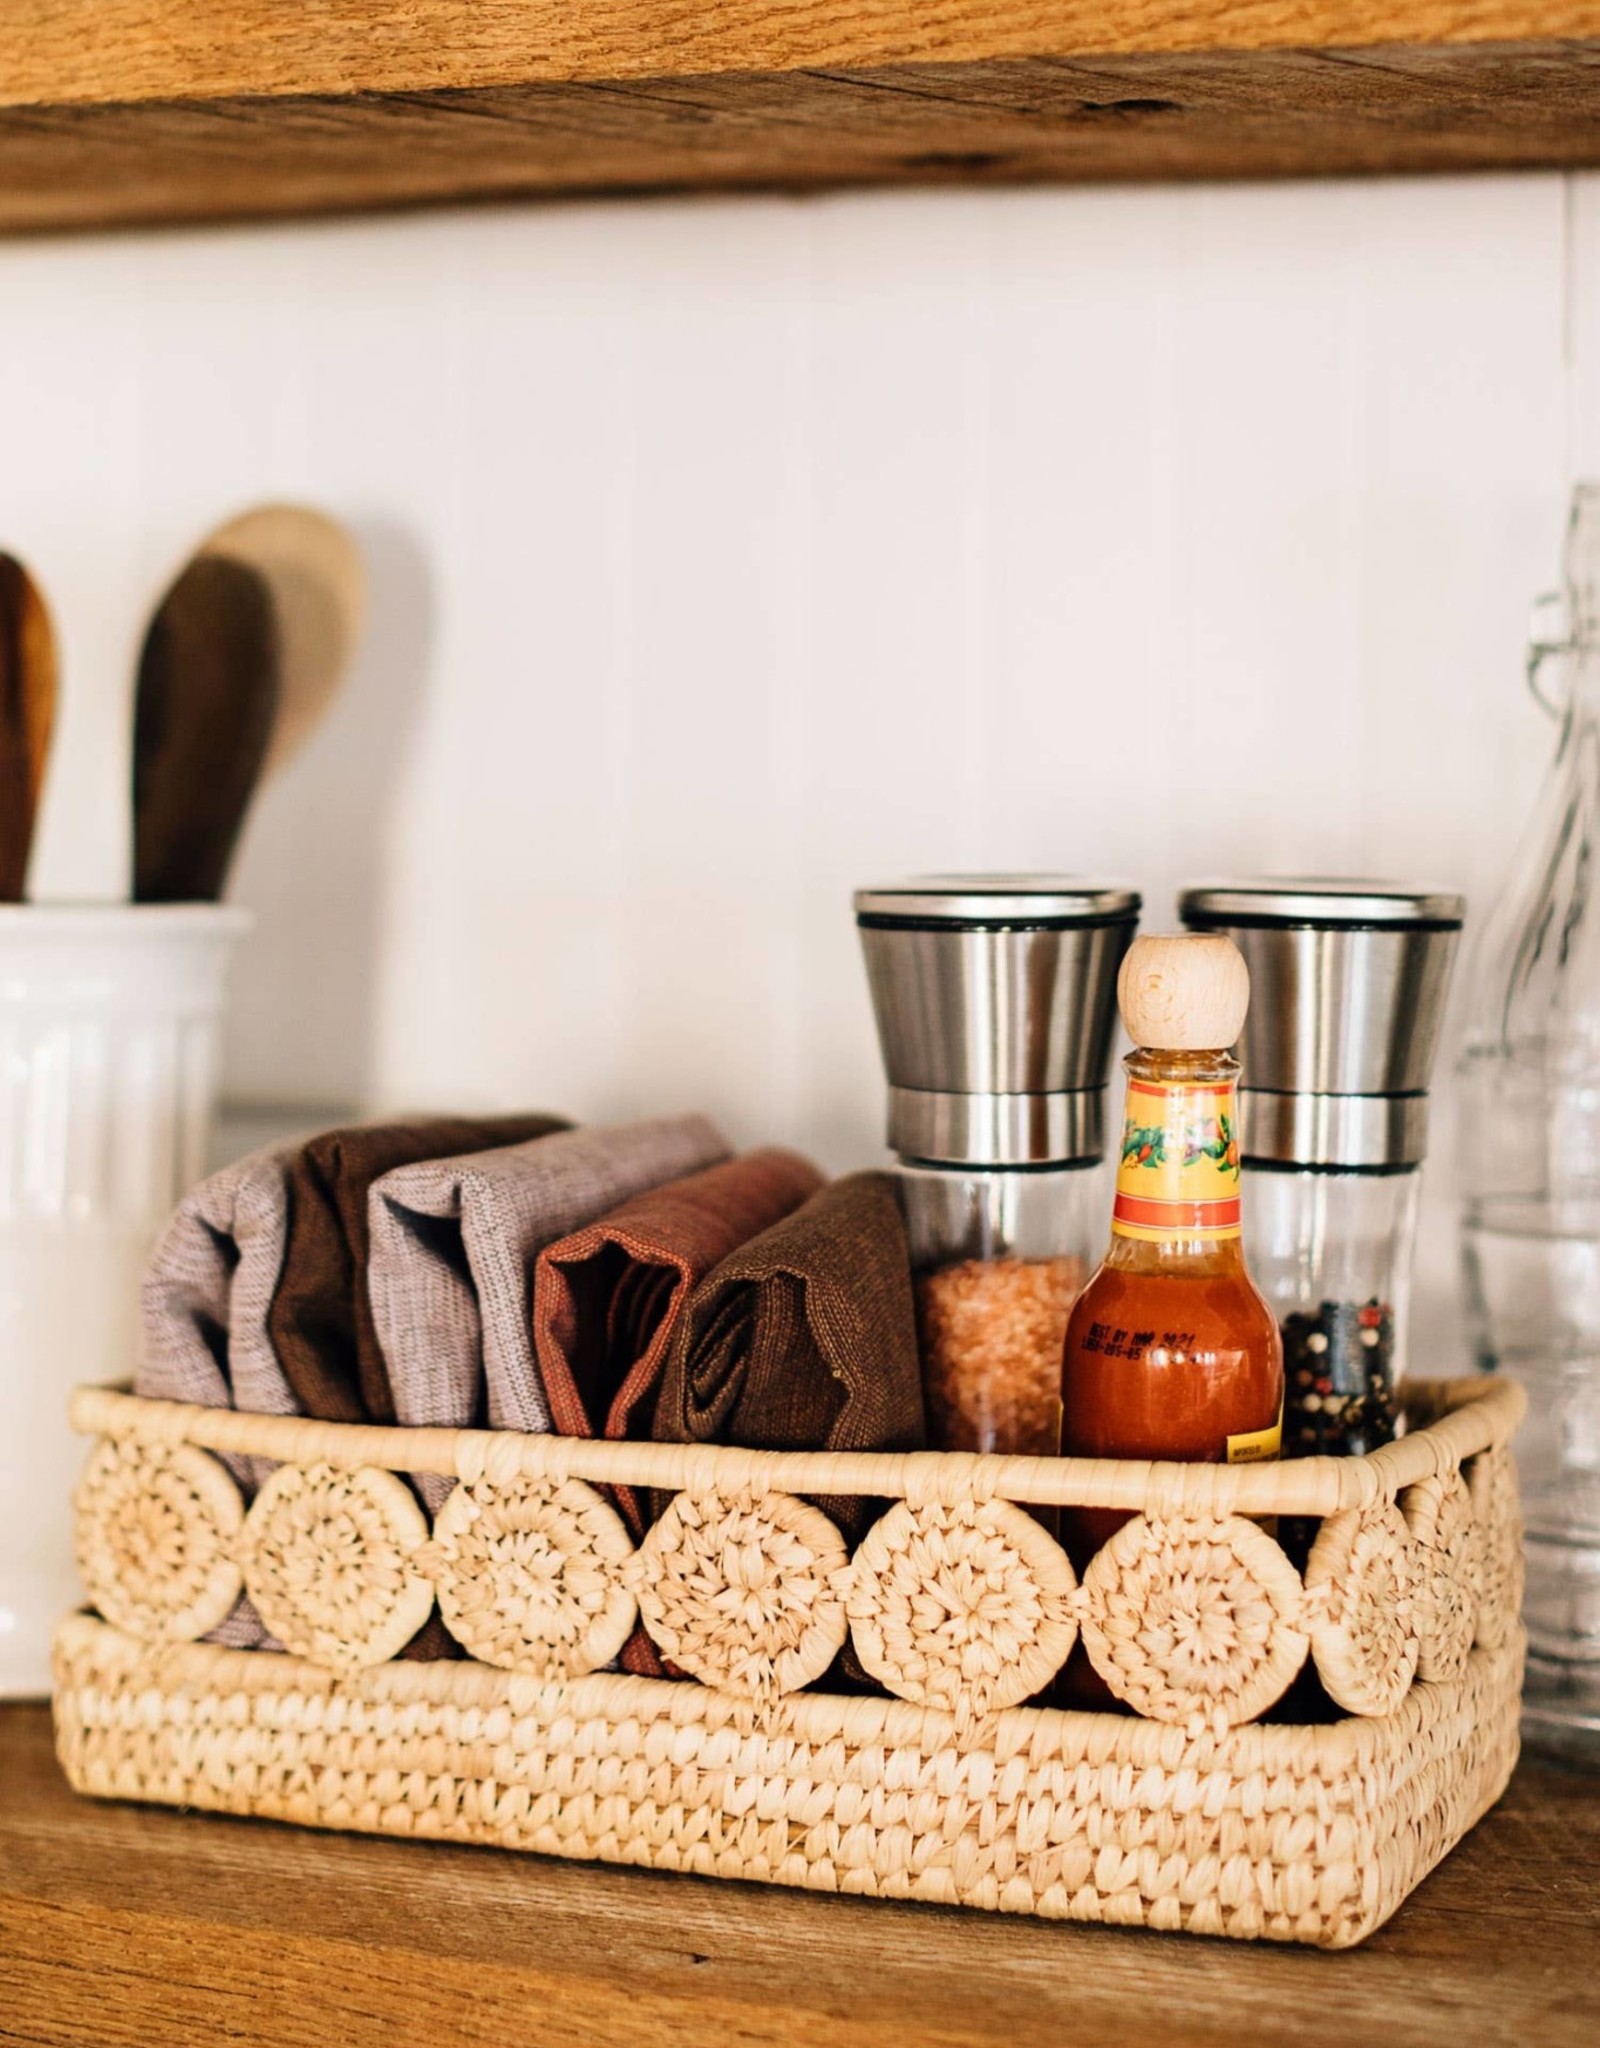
[
  {"left": 0, "top": 553, "right": 58, "bottom": 903},
  {"left": 133, "top": 555, "right": 281, "bottom": 903},
  {"left": 201, "top": 503, "right": 364, "bottom": 779}
]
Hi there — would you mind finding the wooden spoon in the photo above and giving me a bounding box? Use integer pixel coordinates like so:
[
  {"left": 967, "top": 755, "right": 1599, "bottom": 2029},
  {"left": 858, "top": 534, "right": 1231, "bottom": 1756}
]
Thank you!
[
  {"left": 0, "top": 552, "right": 58, "bottom": 901},
  {"left": 133, "top": 554, "right": 281, "bottom": 902},
  {"left": 200, "top": 504, "right": 364, "bottom": 777}
]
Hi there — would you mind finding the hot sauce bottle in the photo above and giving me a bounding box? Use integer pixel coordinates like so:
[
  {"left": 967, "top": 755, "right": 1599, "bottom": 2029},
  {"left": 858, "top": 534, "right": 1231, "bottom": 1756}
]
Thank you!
[{"left": 1059, "top": 934, "right": 1283, "bottom": 1567}]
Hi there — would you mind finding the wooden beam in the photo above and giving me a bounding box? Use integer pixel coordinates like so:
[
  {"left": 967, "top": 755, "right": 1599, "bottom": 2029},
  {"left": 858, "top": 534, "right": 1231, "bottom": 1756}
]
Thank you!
[
  {"left": 4, "top": 4, "right": 1598, "bottom": 109},
  {"left": 0, "top": 41, "right": 1598, "bottom": 236},
  {"left": 1, "top": 8, "right": 1599, "bottom": 234}
]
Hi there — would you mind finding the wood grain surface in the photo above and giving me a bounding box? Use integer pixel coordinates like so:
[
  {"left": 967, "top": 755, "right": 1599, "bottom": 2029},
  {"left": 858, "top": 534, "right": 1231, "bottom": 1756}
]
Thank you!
[
  {"left": 4, "top": 3, "right": 1599, "bottom": 108},
  {"left": 1, "top": 1701, "right": 1596, "bottom": 2048},
  {"left": 0, "top": 39, "right": 1599, "bottom": 236}
]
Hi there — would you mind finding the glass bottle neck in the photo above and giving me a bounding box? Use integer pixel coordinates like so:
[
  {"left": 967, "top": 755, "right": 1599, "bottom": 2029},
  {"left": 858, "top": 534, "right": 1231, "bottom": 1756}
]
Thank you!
[
  {"left": 1562, "top": 482, "right": 1600, "bottom": 649},
  {"left": 1463, "top": 641, "right": 1600, "bottom": 1071},
  {"left": 1124, "top": 1047, "right": 1239, "bottom": 1088},
  {"left": 1105, "top": 1047, "right": 1246, "bottom": 1272},
  {"left": 1554, "top": 646, "right": 1600, "bottom": 738}
]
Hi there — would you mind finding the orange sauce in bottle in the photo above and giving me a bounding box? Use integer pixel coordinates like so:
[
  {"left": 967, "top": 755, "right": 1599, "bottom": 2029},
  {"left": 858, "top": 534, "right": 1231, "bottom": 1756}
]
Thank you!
[{"left": 1059, "top": 940, "right": 1283, "bottom": 1572}]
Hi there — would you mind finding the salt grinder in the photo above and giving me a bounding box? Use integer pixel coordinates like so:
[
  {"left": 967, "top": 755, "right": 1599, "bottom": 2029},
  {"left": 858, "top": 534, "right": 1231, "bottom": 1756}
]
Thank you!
[{"left": 853, "top": 876, "right": 1139, "bottom": 1456}]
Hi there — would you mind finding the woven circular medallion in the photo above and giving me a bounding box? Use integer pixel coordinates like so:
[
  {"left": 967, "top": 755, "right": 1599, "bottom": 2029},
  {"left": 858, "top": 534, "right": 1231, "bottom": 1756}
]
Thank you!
[
  {"left": 628, "top": 1488, "right": 848, "bottom": 1700},
  {"left": 1404, "top": 1470, "right": 1478, "bottom": 1683},
  {"left": 74, "top": 1436, "right": 244, "bottom": 1643},
  {"left": 1304, "top": 1499, "right": 1419, "bottom": 1716},
  {"left": 426, "top": 1475, "right": 637, "bottom": 1676},
  {"left": 1079, "top": 1513, "right": 1308, "bottom": 1733},
  {"left": 846, "top": 1497, "right": 1077, "bottom": 1715},
  {"left": 239, "top": 1462, "right": 433, "bottom": 1672},
  {"left": 1467, "top": 1447, "right": 1524, "bottom": 1650}
]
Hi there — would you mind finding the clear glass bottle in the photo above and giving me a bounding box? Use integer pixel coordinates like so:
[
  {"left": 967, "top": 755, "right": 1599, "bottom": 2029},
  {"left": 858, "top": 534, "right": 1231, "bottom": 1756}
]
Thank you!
[
  {"left": 1459, "top": 481, "right": 1600, "bottom": 1763},
  {"left": 901, "top": 1161, "right": 1103, "bottom": 1456},
  {"left": 1247, "top": 1167, "right": 1418, "bottom": 1457}
]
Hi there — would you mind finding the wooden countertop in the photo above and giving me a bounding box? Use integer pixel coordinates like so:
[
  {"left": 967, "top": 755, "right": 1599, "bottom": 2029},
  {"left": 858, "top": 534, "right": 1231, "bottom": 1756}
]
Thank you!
[{"left": 2, "top": 1700, "right": 1596, "bottom": 2048}]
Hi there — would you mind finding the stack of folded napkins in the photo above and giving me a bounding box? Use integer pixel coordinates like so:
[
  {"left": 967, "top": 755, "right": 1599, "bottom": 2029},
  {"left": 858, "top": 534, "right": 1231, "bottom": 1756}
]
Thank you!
[{"left": 138, "top": 1110, "right": 926, "bottom": 1662}]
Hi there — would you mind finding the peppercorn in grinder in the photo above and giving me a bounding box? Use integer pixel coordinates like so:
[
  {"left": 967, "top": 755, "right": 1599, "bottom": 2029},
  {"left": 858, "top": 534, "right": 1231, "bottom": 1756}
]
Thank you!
[
  {"left": 1179, "top": 881, "right": 1465, "bottom": 1454},
  {"left": 854, "top": 877, "right": 1140, "bottom": 1456}
]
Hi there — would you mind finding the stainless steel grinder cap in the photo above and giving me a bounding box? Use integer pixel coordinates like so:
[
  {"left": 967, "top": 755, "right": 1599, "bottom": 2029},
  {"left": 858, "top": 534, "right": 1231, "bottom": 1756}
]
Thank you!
[
  {"left": 1178, "top": 879, "right": 1466, "bottom": 1170},
  {"left": 853, "top": 875, "right": 1140, "bottom": 1166}
]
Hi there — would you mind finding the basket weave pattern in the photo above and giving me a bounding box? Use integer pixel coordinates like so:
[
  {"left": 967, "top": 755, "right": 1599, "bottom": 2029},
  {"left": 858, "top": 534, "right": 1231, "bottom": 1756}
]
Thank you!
[{"left": 55, "top": 1377, "right": 1526, "bottom": 1948}]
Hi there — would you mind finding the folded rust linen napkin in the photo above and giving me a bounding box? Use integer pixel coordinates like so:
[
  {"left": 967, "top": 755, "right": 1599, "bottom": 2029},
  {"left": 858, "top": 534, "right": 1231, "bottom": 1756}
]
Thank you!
[
  {"left": 651, "top": 1171, "right": 925, "bottom": 1544},
  {"left": 532, "top": 1145, "right": 826, "bottom": 1677},
  {"left": 366, "top": 1115, "right": 730, "bottom": 1511},
  {"left": 532, "top": 1148, "right": 826, "bottom": 1497},
  {"left": 267, "top": 1112, "right": 569, "bottom": 1428}
]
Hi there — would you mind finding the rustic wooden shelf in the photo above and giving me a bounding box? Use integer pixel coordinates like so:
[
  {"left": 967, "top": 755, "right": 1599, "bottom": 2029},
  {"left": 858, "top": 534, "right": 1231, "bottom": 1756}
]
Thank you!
[
  {"left": 2, "top": 1700, "right": 1598, "bottom": 2047},
  {"left": 0, "top": 4, "right": 1598, "bottom": 234}
]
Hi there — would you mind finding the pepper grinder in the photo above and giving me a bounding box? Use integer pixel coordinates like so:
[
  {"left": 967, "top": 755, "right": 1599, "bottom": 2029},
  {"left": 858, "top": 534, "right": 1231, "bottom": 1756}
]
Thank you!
[{"left": 1179, "top": 880, "right": 1464, "bottom": 1453}]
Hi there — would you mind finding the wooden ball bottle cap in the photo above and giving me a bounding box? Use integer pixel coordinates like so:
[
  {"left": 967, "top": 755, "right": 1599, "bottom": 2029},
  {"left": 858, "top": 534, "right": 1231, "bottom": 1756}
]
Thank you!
[{"left": 1118, "top": 933, "right": 1250, "bottom": 1051}]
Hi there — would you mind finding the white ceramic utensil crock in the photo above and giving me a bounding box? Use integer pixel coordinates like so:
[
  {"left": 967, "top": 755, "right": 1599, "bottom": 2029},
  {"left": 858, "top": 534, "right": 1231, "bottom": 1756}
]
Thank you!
[{"left": 0, "top": 903, "right": 247, "bottom": 1694}]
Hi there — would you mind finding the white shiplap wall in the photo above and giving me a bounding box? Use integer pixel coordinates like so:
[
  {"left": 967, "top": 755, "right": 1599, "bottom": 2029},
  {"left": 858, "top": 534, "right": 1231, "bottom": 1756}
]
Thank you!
[{"left": 3, "top": 169, "right": 1596, "bottom": 1359}]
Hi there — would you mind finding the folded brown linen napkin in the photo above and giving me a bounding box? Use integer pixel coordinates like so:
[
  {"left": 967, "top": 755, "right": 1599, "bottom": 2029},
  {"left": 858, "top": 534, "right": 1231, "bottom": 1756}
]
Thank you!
[
  {"left": 532, "top": 1147, "right": 826, "bottom": 1525},
  {"left": 651, "top": 1171, "right": 926, "bottom": 1544},
  {"left": 366, "top": 1115, "right": 731, "bottom": 1510},
  {"left": 267, "top": 1112, "right": 570, "bottom": 1428}
]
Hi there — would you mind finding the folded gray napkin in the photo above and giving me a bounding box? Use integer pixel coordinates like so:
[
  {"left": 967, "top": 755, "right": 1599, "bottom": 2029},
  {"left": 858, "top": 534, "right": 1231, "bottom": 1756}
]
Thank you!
[
  {"left": 137, "top": 1142, "right": 300, "bottom": 1648},
  {"left": 138, "top": 1141, "right": 300, "bottom": 1493},
  {"left": 367, "top": 1115, "right": 729, "bottom": 1509}
]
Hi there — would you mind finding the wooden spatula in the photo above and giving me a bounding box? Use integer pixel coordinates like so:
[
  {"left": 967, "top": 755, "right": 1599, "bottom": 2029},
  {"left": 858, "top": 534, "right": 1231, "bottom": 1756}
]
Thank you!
[
  {"left": 0, "top": 552, "right": 58, "bottom": 901},
  {"left": 201, "top": 504, "right": 364, "bottom": 777},
  {"left": 133, "top": 554, "right": 281, "bottom": 902}
]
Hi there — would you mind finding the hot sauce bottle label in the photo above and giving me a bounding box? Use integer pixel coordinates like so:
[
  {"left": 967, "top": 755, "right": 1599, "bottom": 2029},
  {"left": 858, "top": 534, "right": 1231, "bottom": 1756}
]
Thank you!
[
  {"left": 1112, "top": 1077, "right": 1243, "bottom": 1243},
  {"left": 1225, "top": 1395, "right": 1284, "bottom": 1464}
]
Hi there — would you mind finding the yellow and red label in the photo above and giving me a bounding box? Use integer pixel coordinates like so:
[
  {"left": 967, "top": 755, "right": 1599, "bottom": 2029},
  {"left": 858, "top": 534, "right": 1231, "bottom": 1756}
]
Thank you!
[
  {"left": 1112, "top": 1078, "right": 1243, "bottom": 1243},
  {"left": 1226, "top": 1400, "right": 1283, "bottom": 1464}
]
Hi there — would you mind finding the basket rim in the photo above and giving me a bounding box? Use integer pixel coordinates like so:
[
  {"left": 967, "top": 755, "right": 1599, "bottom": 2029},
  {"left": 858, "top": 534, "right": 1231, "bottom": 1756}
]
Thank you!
[{"left": 71, "top": 1373, "right": 1524, "bottom": 1517}]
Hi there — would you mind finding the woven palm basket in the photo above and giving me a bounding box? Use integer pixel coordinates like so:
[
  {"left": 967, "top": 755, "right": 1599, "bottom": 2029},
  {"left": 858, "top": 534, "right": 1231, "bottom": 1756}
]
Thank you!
[{"left": 54, "top": 1374, "right": 1525, "bottom": 1950}]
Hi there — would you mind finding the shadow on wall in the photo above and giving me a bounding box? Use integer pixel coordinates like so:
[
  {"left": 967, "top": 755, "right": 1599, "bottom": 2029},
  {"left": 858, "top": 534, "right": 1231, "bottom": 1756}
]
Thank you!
[{"left": 222, "top": 517, "right": 434, "bottom": 1112}]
